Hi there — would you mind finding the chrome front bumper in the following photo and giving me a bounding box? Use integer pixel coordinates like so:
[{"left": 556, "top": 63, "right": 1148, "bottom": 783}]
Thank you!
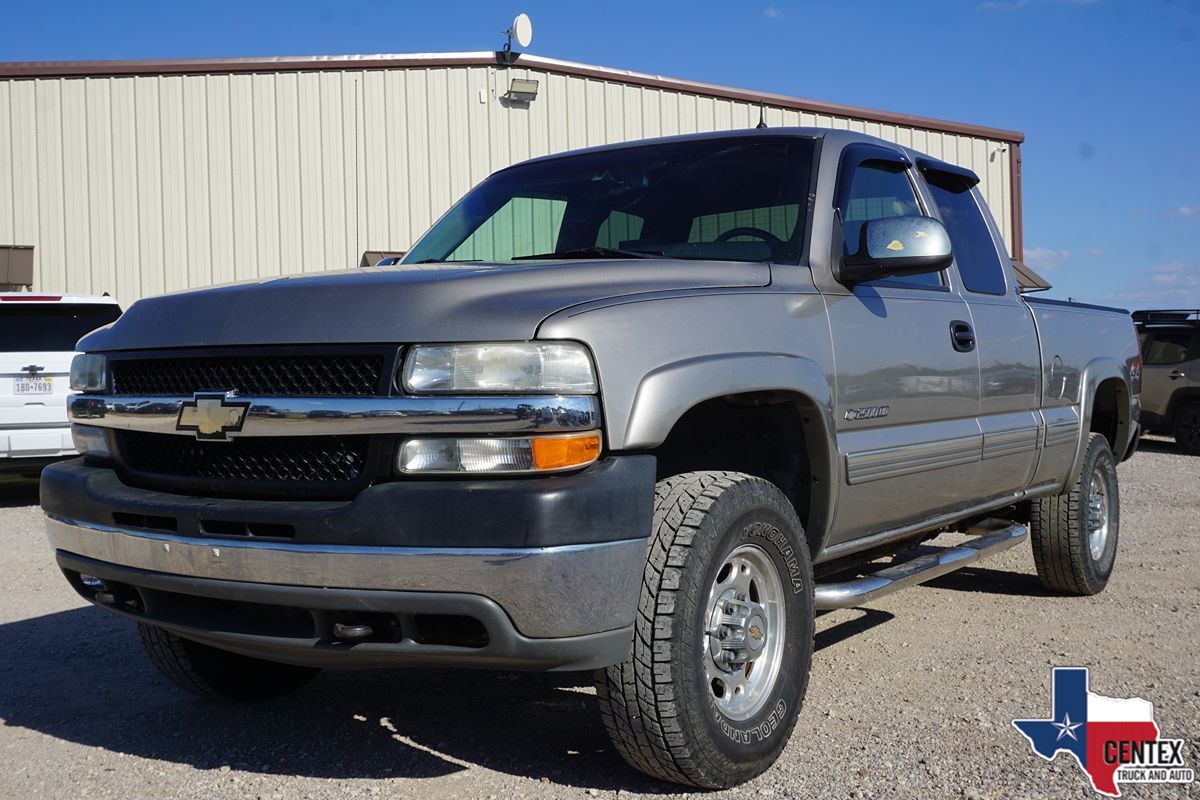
[{"left": 46, "top": 515, "right": 645, "bottom": 639}]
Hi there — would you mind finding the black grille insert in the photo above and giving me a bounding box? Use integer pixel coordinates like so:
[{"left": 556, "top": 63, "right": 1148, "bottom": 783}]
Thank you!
[
  {"left": 118, "top": 431, "right": 370, "bottom": 488},
  {"left": 110, "top": 353, "right": 386, "bottom": 397}
]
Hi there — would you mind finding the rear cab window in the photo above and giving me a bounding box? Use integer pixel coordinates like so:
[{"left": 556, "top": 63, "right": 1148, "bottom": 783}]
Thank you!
[
  {"left": 0, "top": 303, "right": 123, "bottom": 352},
  {"left": 924, "top": 172, "right": 1008, "bottom": 295}
]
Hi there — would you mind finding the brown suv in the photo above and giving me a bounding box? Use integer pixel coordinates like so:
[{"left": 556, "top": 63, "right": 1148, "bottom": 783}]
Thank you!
[{"left": 1134, "top": 309, "right": 1200, "bottom": 454}]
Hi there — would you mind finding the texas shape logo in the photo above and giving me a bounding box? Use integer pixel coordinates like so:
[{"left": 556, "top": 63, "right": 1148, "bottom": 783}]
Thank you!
[{"left": 1012, "top": 667, "right": 1194, "bottom": 796}]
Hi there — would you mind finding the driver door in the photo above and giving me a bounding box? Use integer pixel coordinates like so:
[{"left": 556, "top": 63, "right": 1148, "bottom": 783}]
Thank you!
[{"left": 823, "top": 146, "right": 981, "bottom": 546}]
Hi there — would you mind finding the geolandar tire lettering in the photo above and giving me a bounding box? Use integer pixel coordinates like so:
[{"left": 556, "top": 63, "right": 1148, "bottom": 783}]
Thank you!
[{"left": 595, "top": 471, "right": 815, "bottom": 789}]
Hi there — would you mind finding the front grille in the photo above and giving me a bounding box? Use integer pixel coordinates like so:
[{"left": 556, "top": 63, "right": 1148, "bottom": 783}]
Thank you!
[
  {"left": 110, "top": 353, "right": 386, "bottom": 397},
  {"left": 117, "top": 430, "right": 371, "bottom": 494}
]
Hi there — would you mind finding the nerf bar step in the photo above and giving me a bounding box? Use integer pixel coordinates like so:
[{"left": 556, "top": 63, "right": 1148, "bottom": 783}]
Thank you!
[{"left": 814, "top": 520, "right": 1028, "bottom": 610}]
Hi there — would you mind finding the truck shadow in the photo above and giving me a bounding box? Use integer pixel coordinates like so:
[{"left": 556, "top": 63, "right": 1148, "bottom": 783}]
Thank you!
[
  {"left": 0, "top": 606, "right": 668, "bottom": 791},
  {"left": 922, "top": 565, "right": 1055, "bottom": 597},
  {"left": 1131, "top": 437, "right": 1182, "bottom": 456},
  {"left": 0, "top": 476, "right": 39, "bottom": 508},
  {"left": 814, "top": 608, "right": 894, "bottom": 651},
  {"left": 0, "top": 603, "right": 903, "bottom": 791}
]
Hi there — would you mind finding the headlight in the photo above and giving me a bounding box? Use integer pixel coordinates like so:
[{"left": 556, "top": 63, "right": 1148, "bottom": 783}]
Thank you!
[
  {"left": 398, "top": 432, "right": 602, "bottom": 474},
  {"left": 401, "top": 342, "right": 596, "bottom": 394},
  {"left": 69, "top": 354, "right": 106, "bottom": 391}
]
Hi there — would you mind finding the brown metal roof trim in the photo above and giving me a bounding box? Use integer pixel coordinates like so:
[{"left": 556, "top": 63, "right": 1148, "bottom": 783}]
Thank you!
[
  {"left": 1008, "top": 142, "right": 1025, "bottom": 262},
  {"left": 519, "top": 55, "right": 1024, "bottom": 144},
  {"left": 0, "top": 50, "right": 1025, "bottom": 144},
  {"left": 1012, "top": 259, "right": 1051, "bottom": 291}
]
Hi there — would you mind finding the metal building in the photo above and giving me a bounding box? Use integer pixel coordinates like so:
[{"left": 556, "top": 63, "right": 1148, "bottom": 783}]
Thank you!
[{"left": 0, "top": 52, "right": 1024, "bottom": 305}]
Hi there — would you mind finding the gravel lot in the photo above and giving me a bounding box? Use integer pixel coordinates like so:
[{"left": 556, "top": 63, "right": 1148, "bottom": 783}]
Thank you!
[{"left": 1, "top": 440, "right": 1196, "bottom": 800}]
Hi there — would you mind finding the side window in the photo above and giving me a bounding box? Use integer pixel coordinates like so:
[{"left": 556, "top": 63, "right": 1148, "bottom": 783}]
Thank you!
[
  {"left": 927, "top": 175, "right": 1008, "bottom": 295},
  {"left": 596, "top": 210, "right": 644, "bottom": 249},
  {"left": 449, "top": 196, "right": 566, "bottom": 261},
  {"left": 1140, "top": 330, "right": 1194, "bottom": 365},
  {"left": 841, "top": 163, "right": 941, "bottom": 288}
]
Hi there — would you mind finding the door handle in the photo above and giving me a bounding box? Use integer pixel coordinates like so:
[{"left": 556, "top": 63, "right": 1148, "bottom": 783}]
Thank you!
[
  {"left": 949, "top": 320, "right": 976, "bottom": 353},
  {"left": 1169, "top": 370, "right": 1186, "bottom": 380}
]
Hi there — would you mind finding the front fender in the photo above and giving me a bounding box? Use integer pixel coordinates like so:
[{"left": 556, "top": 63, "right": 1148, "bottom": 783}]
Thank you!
[{"left": 624, "top": 352, "right": 833, "bottom": 449}]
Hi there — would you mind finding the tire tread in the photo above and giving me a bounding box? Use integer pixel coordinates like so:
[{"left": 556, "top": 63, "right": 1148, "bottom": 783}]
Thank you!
[
  {"left": 1030, "top": 433, "right": 1117, "bottom": 595},
  {"left": 138, "top": 623, "right": 231, "bottom": 701}
]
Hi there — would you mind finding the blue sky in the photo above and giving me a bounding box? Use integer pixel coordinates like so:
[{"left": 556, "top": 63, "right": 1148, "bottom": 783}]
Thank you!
[{"left": 2, "top": 0, "right": 1197, "bottom": 308}]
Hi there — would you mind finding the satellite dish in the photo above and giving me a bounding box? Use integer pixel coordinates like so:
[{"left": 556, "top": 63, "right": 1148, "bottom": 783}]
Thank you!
[{"left": 511, "top": 13, "right": 533, "bottom": 49}]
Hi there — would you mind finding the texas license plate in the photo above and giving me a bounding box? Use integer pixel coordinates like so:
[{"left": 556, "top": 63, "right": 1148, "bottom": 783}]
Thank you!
[{"left": 15, "top": 376, "right": 53, "bottom": 395}]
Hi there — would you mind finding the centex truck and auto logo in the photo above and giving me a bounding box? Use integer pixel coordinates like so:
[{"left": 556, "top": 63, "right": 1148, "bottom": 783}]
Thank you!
[{"left": 1012, "top": 668, "right": 1194, "bottom": 797}]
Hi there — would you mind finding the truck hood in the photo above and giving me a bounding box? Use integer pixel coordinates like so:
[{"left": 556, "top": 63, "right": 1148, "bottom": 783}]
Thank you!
[{"left": 79, "top": 259, "right": 770, "bottom": 351}]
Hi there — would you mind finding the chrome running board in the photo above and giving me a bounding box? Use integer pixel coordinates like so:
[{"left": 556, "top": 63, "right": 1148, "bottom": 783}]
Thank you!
[{"left": 813, "top": 520, "right": 1028, "bottom": 611}]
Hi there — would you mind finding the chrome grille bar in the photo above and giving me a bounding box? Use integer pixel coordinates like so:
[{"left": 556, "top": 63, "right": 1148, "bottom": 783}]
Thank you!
[{"left": 69, "top": 394, "right": 601, "bottom": 437}]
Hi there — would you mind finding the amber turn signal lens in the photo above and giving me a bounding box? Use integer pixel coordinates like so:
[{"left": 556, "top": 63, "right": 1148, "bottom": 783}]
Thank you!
[{"left": 530, "top": 432, "right": 602, "bottom": 471}]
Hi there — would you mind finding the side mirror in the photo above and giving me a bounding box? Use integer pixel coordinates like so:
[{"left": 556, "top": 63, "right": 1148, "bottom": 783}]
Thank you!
[{"left": 837, "top": 215, "right": 953, "bottom": 286}]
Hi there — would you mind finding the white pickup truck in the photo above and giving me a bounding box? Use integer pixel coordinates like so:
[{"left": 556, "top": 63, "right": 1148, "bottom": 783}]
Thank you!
[{"left": 1, "top": 293, "right": 121, "bottom": 476}]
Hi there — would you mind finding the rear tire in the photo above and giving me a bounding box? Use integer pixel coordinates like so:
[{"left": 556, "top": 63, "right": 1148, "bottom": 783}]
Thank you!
[
  {"left": 138, "top": 624, "right": 319, "bottom": 701},
  {"left": 1030, "top": 433, "right": 1119, "bottom": 595},
  {"left": 1172, "top": 401, "right": 1200, "bottom": 455},
  {"left": 596, "top": 471, "right": 813, "bottom": 788}
]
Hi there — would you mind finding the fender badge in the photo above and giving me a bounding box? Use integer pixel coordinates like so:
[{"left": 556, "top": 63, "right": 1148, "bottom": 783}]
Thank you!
[{"left": 845, "top": 406, "right": 890, "bottom": 422}]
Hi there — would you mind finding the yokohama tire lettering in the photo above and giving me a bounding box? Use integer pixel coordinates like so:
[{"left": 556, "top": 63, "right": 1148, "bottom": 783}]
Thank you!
[{"left": 747, "top": 522, "right": 805, "bottom": 594}]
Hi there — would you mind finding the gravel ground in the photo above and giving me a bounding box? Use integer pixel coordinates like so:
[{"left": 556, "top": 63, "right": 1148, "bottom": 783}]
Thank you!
[{"left": 1, "top": 439, "right": 1196, "bottom": 800}]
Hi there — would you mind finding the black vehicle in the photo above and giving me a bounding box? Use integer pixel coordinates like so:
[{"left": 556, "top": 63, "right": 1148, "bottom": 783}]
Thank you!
[{"left": 1133, "top": 309, "right": 1200, "bottom": 455}]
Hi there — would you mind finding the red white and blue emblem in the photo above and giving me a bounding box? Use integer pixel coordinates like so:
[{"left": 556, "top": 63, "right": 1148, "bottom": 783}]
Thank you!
[{"left": 1012, "top": 667, "right": 1193, "bottom": 796}]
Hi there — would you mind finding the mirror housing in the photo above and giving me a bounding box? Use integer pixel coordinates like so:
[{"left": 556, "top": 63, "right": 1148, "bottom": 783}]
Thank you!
[{"left": 837, "top": 215, "right": 953, "bottom": 286}]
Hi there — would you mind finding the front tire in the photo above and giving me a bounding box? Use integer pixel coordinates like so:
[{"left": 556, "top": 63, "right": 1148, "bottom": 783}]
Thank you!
[
  {"left": 138, "top": 624, "right": 319, "bottom": 701},
  {"left": 1172, "top": 401, "right": 1200, "bottom": 455},
  {"left": 596, "top": 472, "right": 814, "bottom": 788},
  {"left": 1030, "top": 433, "right": 1119, "bottom": 595}
]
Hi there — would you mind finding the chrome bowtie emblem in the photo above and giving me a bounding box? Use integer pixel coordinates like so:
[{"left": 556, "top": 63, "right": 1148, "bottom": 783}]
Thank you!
[{"left": 176, "top": 392, "right": 250, "bottom": 441}]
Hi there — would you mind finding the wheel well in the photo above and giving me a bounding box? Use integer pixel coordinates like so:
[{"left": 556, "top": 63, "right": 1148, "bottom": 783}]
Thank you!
[
  {"left": 1166, "top": 388, "right": 1200, "bottom": 427},
  {"left": 650, "top": 392, "right": 828, "bottom": 555},
  {"left": 1090, "top": 378, "right": 1128, "bottom": 452}
]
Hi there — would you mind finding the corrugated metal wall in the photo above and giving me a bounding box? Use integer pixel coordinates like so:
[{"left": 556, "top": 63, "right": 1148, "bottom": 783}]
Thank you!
[{"left": 0, "top": 64, "right": 1013, "bottom": 305}]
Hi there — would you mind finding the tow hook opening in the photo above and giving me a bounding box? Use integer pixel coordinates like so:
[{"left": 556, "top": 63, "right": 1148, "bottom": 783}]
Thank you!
[
  {"left": 324, "top": 612, "right": 490, "bottom": 649},
  {"left": 65, "top": 569, "right": 146, "bottom": 613},
  {"left": 413, "top": 614, "right": 490, "bottom": 649}
]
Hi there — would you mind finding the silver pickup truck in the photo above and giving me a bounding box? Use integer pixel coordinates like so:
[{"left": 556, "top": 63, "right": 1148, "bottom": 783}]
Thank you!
[{"left": 43, "top": 128, "right": 1141, "bottom": 788}]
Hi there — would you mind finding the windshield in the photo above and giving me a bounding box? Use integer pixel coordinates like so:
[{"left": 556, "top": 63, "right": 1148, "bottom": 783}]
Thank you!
[
  {"left": 0, "top": 303, "right": 122, "bottom": 351},
  {"left": 403, "top": 135, "right": 815, "bottom": 265}
]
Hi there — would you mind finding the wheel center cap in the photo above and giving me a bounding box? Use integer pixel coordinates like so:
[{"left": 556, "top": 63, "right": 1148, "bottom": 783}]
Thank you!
[
  {"left": 1088, "top": 493, "right": 1107, "bottom": 531},
  {"left": 746, "top": 613, "right": 768, "bottom": 654},
  {"left": 707, "top": 589, "right": 768, "bottom": 670}
]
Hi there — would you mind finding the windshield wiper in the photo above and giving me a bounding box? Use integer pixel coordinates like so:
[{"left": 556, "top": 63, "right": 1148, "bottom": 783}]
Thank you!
[{"left": 512, "top": 246, "right": 664, "bottom": 260}]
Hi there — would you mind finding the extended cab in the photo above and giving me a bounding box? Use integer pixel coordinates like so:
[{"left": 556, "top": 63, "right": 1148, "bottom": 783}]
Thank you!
[{"left": 42, "top": 129, "right": 1140, "bottom": 788}]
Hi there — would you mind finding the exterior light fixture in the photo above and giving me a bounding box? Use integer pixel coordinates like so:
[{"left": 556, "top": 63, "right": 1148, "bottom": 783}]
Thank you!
[{"left": 504, "top": 78, "right": 539, "bottom": 104}]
